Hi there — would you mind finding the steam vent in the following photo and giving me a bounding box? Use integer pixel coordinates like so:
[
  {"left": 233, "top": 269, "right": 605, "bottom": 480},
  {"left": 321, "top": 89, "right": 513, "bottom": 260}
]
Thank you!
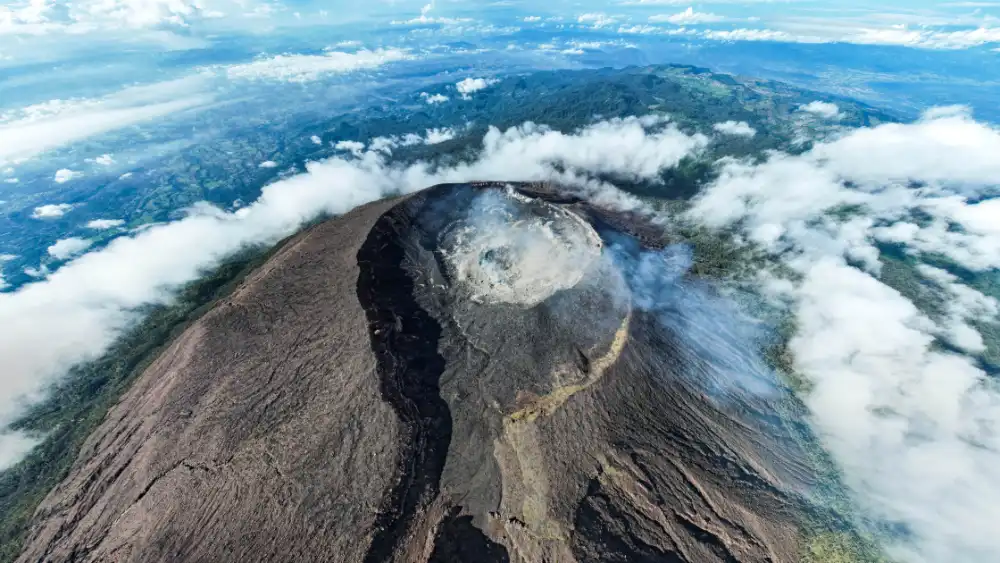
[{"left": 19, "top": 183, "right": 824, "bottom": 563}]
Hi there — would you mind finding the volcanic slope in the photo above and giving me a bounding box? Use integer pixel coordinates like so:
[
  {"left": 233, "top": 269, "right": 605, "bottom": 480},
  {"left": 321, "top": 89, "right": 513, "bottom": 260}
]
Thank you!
[{"left": 20, "top": 182, "right": 829, "bottom": 563}]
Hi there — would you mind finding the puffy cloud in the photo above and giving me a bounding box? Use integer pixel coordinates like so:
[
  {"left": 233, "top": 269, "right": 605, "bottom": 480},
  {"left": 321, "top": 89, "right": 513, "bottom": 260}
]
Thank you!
[
  {"left": 424, "top": 127, "right": 455, "bottom": 144},
  {"left": 577, "top": 12, "right": 618, "bottom": 27},
  {"left": 334, "top": 140, "right": 365, "bottom": 155},
  {"left": 310, "top": 135, "right": 322, "bottom": 145},
  {"left": 258, "top": 160, "right": 278, "bottom": 168},
  {"left": 224, "top": 49, "right": 413, "bottom": 83},
  {"left": 0, "top": 115, "right": 706, "bottom": 469},
  {"left": 523, "top": 16, "right": 541, "bottom": 22},
  {"left": 23, "top": 265, "right": 50, "bottom": 278},
  {"left": 71, "top": 0, "right": 221, "bottom": 27},
  {"left": 53, "top": 168, "right": 77, "bottom": 183},
  {"left": 86, "top": 219, "right": 125, "bottom": 229},
  {"left": 712, "top": 120, "right": 756, "bottom": 137},
  {"left": 420, "top": 92, "right": 449, "bottom": 104},
  {"left": 456, "top": 77, "right": 500, "bottom": 99},
  {"left": 688, "top": 108, "right": 1000, "bottom": 563},
  {"left": 799, "top": 100, "right": 843, "bottom": 119},
  {"left": 649, "top": 7, "right": 723, "bottom": 25},
  {"left": 47, "top": 237, "right": 92, "bottom": 260},
  {"left": 31, "top": 203, "right": 73, "bottom": 218},
  {"left": 94, "top": 154, "right": 114, "bottom": 166},
  {"left": 916, "top": 264, "right": 999, "bottom": 353}
]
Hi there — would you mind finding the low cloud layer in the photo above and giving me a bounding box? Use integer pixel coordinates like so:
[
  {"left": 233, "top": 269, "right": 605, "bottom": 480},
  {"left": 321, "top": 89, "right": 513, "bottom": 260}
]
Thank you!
[
  {"left": 224, "top": 49, "right": 413, "bottom": 83},
  {"left": 0, "top": 78, "right": 212, "bottom": 166},
  {"left": 689, "top": 108, "right": 1000, "bottom": 563}
]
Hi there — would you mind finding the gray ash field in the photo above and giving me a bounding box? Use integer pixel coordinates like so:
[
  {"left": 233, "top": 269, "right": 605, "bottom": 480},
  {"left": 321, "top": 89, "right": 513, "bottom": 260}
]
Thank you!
[{"left": 19, "top": 182, "right": 842, "bottom": 562}]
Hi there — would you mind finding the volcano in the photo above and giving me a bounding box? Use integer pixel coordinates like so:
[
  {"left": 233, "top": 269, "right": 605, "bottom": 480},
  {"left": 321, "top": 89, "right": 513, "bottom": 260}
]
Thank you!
[{"left": 18, "top": 183, "right": 824, "bottom": 563}]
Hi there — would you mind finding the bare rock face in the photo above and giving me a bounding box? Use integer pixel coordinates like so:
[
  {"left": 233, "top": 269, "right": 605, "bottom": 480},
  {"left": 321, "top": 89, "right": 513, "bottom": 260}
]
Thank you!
[{"left": 19, "top": 183, "right": 822, "bottom": 563}]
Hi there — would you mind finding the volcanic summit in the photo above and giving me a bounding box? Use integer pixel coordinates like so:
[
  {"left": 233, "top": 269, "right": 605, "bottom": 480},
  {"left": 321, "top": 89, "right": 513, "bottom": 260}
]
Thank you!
[{"left": 19, "top": 182, "right": 820, "bottom": 563}]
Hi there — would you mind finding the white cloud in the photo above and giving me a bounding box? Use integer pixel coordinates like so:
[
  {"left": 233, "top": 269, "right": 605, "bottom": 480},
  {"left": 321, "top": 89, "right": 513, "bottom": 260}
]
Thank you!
[
  {"left": 0, "top": 432, "right": 39, "bottom": 471},
  {"left": 420, "top": 92, "right": 450, "bottom": 104},
  {"left": 23, "top": 265, "right": 50, "bottom": 278},
  {"left": 615, "top": 17, "right": 1000, "bottom": 50},
  {"left": 0, "top": 115, "right": 706, "bottom": 468},
  {"left": 577, "top": 12, "right": 618, "bottom": 27},
  {"left": 224, "top": 49, "right": 413, "bottom": 83},
  {"left": 53, "top": 168, "right": 77, "bottom": 183},
  {"left": 94, "top": 154, "right": 114, "bottom": 166},
  {"left": 0, "top": 254, "right": 14, "bottom": 292},
  {"left": 31, "top": 203, "right": 73, "bottom": 218},
  {"left": 713, "top": 120, "right": 756, "bottom": 137},
  {"left": 649, "top": 7, "right": 723, "bottom": 25},
  {"left": 0, "top": 77, "right": 211, "bottom": 166},
  {"left": 424, "top": 127, "right": 455, "bottom": 144},
  {"left": 47, "top": 237, "right": 92, "bottom": 260},
  {"left": 334, "top": 140, "right": 365, "bottom": 155},
  {"left": 703, "top": 28, "right": 798, "bottom": 42},
  {"left": 86, "top": 219, "right": 125, "bottom": 229},
  {"left": 850, "top": 25, "right": 1000, "bottom": 50},
  {"left": 350, "top": 127, "right": 460, "bottom": 154},
  {"left": 687, "top": 108, "right": 1000, "bottom": 563},
  {"left": 523, "top": 15, "right": 541, "bottom": 22},
  {"left": 258, "top": 160, "right": 278, "bottom": 168},
  {"left": 0, "top": 0, "right": 251, "bottom": 33},
  {"left": 614, "top": 23, "right": 801, "bottom": 43},
  {"left": 310, "top": 135, "right": 322, "bottom": 145},
  {"left": 389, "top": 1, "right": 471, "bottom": 25},
  {"left": 456, "top": 77, "right": 500, "bottom": 99},
  {"left": 622, "top": 0, "right": 784, "bottom": 3},
  {"left": 916, "top": 264, "right": 998, "bottom": 353},
  {"left": 799, "top": 100, "right": 843, "bottom": 119}
]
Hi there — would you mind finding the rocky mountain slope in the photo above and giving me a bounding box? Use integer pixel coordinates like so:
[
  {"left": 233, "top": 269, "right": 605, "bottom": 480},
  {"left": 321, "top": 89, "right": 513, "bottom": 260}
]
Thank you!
[{"left": 18, "top": 183, "right": 826, "bottom": 562}]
